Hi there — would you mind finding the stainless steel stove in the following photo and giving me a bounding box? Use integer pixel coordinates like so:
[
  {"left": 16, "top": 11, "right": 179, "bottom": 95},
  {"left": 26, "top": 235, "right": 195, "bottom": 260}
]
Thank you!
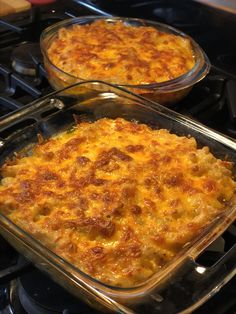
[{"left": 0, "top": 1, "right": 235, "bottom": 313}]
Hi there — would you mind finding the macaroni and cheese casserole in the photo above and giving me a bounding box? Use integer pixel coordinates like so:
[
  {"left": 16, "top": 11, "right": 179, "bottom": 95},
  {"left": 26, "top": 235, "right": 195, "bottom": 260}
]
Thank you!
[
  {"left": 0, "top": 118, "right": 235, "bottom": 287},
  {"left": 47, "top": 20, "right": 195, "bottom": 86}
]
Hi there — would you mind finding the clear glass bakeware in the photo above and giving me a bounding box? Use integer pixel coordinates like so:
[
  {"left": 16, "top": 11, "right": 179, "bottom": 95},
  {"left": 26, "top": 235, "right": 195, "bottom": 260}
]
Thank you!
[
  {"left": 0, "top": 81, "right": 235, "bottom": 313},
  {"left": 40, "top": 16, "right": 210, "bottom": 105}
]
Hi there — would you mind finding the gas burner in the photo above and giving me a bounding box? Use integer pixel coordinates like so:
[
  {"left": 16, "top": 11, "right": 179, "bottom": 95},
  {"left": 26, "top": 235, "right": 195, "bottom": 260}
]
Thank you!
[
  {"left": 11, "top": 42, "right": 42, "bottom": 76},
  {"left": 16, "top": 268, "right": 98, "bottom": 314}
]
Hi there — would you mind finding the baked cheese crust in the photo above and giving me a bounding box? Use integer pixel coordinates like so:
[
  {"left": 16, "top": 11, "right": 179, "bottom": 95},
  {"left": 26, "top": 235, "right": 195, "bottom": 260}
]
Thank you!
[
  {"left": 47, "top": 20, "right": 195, "bottom": 86},
  {"left": 0, "top": 118, "right": 235, "bottom": 287}
]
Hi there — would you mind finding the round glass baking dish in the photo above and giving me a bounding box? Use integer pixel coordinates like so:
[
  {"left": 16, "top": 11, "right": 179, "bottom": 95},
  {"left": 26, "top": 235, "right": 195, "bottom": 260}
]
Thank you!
[{"left": 40, "top": 16, "right": 210, "bottom": 105}]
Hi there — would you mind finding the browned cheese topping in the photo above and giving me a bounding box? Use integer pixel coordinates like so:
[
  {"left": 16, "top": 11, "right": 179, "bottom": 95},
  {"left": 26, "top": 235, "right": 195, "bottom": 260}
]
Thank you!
[
  {"left": 0, "top": 118, "right": 235, "bottom": 287},
  {"left": 47, "top": 20, "right": 195, "bottom": 85}
]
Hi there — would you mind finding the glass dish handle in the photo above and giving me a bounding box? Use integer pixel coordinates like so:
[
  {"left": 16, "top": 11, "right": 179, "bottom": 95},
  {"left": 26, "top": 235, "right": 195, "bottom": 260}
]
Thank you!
[{"left": 134, "top": 244, "right": 236, "bottom": 313}]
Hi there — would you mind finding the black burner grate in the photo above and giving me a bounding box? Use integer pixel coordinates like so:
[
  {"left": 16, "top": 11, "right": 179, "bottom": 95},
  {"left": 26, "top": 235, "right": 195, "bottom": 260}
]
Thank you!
[{"left": 0, "top": 2, "right": 92, "bottom": 119}]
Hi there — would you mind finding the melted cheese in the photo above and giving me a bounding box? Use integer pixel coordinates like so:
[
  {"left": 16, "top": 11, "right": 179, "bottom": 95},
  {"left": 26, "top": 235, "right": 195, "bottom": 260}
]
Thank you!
[
  {"left": 47, "top": 20, "right": 195, "bottom": 86},
  {"left": 0, "top": 118, "right": 235, "bottom": 287}
]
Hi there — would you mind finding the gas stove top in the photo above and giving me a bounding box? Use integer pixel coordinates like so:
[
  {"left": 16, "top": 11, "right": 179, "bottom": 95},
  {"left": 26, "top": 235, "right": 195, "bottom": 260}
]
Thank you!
[{"left": 0, "top": 1, "right": 235, "bottom": 313}]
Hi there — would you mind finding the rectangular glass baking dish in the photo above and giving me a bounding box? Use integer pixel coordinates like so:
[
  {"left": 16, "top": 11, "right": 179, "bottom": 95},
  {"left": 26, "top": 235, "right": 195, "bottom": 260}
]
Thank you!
[{"left": 0, "top": 81, "right": 235, "bottom": 313}]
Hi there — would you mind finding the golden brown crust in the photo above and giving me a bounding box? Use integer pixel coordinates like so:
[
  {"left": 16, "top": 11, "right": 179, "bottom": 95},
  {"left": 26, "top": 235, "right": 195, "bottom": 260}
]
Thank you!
[
  {"left": 47, "top": 20, "right": 195, "bottom": 86},
  {"left": 0, "top": 118, "right": 235, "bottom": 287}
]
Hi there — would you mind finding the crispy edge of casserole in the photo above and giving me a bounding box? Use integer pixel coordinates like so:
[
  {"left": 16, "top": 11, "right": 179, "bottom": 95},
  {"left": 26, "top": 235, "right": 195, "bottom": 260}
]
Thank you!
[
  {"left": 0, "top": 118, "right": 235, "bottom": 287},
  {"left": 47, "top": 20, "right": 195, "bottom": 87}
]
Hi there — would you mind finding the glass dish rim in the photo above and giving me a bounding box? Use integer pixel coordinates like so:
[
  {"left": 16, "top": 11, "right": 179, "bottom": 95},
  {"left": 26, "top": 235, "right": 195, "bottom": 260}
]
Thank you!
[{"left": 40, "top": 15, "right": 211, "bottom": 92}]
